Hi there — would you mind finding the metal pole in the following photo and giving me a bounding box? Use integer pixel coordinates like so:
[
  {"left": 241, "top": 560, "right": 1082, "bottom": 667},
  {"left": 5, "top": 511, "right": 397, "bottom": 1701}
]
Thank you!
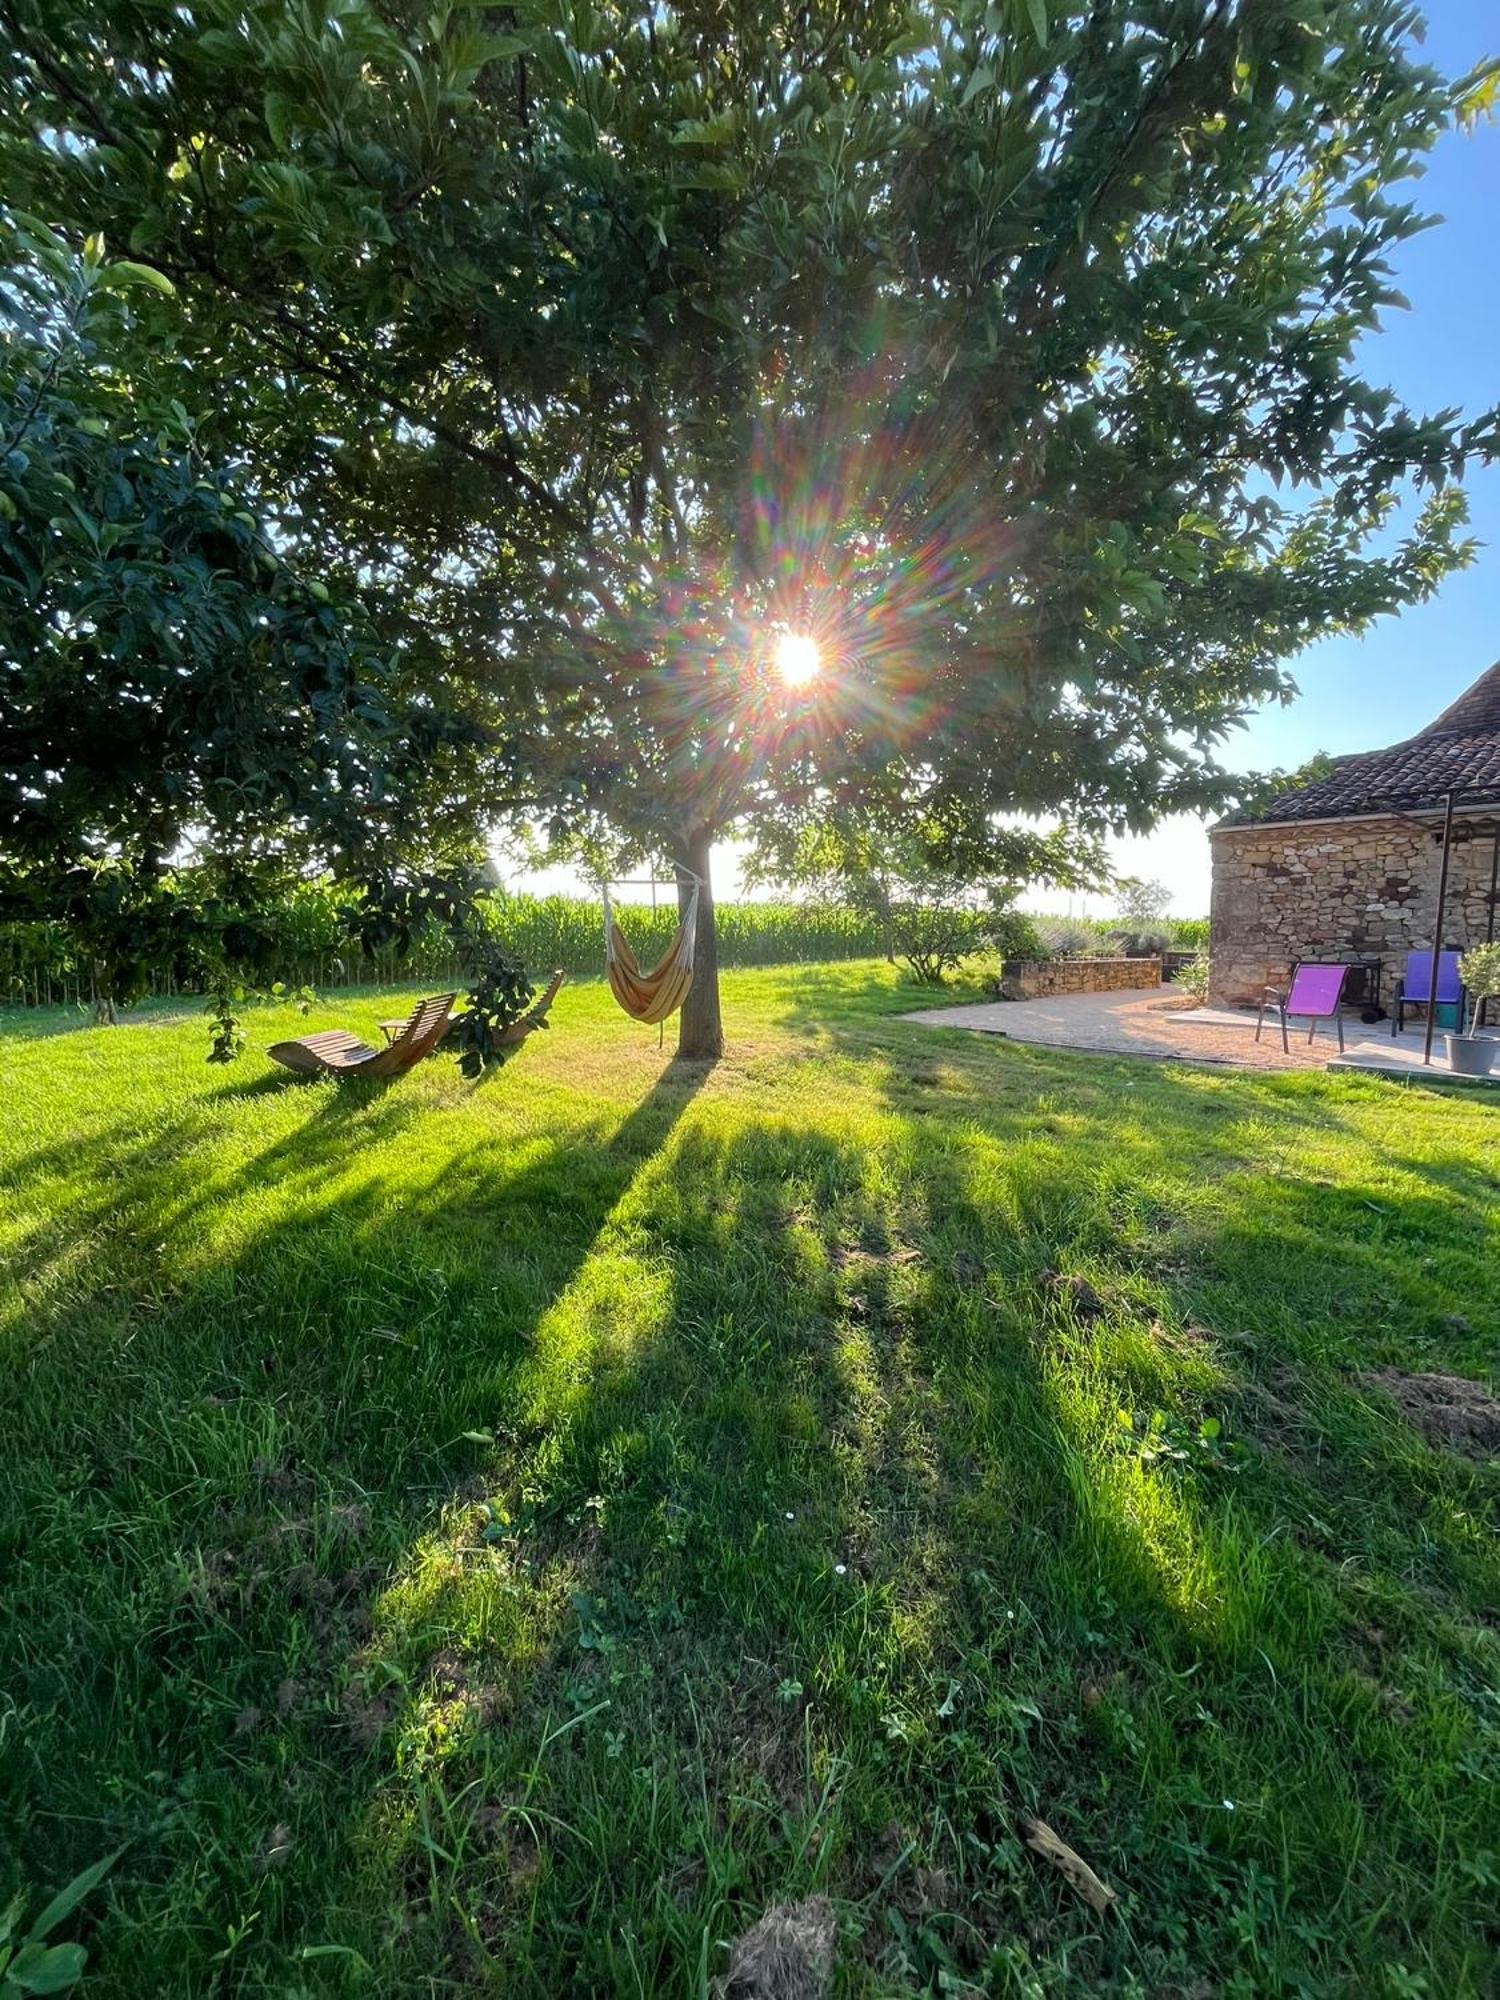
[{"left": 1423, "top": 790, "right": 1455, "bottom": 1067}]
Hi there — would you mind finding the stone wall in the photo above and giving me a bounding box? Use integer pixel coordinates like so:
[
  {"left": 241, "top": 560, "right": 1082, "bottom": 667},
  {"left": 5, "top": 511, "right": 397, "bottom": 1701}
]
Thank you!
[
  {"left": 998, "top": 956, "right": 1161, "bottom": 1000},
  {"left": 1209, "top": 813, "right": 1498, "bottom": 1007}
]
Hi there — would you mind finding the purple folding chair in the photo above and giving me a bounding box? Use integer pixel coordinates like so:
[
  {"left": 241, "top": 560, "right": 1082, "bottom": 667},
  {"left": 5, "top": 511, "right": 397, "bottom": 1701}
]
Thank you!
[
  {"left": 1390, "top": 950, "right": 1462, "bottom": 1037},
  {"left": 1255, "top": 962, "right": 1350, "bottom": 1053}
]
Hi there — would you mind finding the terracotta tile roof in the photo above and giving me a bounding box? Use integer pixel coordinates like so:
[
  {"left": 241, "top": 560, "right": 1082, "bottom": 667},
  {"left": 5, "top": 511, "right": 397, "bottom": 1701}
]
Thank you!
[{"left": 1224, "top": 659, "right": 1500, "bottom": 827}]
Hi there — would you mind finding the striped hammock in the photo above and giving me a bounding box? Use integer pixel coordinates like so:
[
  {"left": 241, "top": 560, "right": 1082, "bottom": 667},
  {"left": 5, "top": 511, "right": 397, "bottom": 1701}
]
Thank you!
[{"left": 602, "top": 876, "right": 700, "bottom": 1024}]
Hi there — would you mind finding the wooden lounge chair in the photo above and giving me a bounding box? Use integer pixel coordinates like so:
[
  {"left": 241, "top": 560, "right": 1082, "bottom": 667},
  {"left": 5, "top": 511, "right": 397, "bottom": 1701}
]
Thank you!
[
  {"left": 268, "top": 992, "right": 457, "bottom": 1079},
  {"left": 377, "top": 969, "right": 566, "bottom": 1053},
  {"left": 1255, "top": 961, "right": 1349, "bottom": 1054},
  {"left": 491, "top": 967, "right": 566, "bottom": 1048}
]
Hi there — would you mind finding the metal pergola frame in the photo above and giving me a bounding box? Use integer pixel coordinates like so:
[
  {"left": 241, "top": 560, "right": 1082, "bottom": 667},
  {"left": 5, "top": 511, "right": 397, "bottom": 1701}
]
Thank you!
[{"left": 1378, "top": 791, "right": 1500, "bottom": 1065}]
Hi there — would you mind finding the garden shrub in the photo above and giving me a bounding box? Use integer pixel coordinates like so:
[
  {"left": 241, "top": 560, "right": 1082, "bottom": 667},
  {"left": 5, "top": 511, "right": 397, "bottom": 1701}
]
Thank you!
[
  {"left": 1176, "top": 952, "right": 1211, "bottom": 1002},
  {"left": 1033, "top": 916, "right": 1099, "bottom": 960},
  {"left": 1112, "top": 924, "right": 1173, "bottom": 958},
  {"left": 985, "top": 910, "right": 1044, "bottom": 964}
]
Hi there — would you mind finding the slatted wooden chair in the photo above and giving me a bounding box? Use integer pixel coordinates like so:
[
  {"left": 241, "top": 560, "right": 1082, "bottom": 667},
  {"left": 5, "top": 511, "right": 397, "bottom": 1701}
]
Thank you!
[
  {"left": 491, "top": 967, "right": 567, "bottom": 1048},
  {"left": 377, "top": 969, "right": 566, "bottom": 1053},
  {"left": 268, "top": 993, "right": 457, "bottom": 1079}
]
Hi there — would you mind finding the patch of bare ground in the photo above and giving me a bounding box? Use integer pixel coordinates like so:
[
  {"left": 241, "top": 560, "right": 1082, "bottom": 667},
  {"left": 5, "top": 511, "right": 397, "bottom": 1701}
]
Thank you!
[
  {"left": 718, "top": 1896, "right": 836, "bottom": 2000},
  {"left": 1362, "top": 1370, "right": 1500, "bottom": 1456},
  {"left": 1040, "top": 1270, "right": 1107, "bottom": 1320}
]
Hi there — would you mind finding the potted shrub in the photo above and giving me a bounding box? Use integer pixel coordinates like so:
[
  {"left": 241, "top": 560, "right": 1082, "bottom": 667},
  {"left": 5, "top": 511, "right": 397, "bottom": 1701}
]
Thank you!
[
  {"left": 1175, "top": 950, "right": 1211, "bottom": 1004},
  {"left": 1450, "top": 943, "right": 1500, "bottom": 1076}
]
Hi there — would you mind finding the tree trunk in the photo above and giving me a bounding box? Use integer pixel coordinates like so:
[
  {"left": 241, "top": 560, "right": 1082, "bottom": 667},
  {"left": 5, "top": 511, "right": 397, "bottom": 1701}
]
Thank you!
[{"left": 676, "top": 827, "right": 723, "bottom": 1060}]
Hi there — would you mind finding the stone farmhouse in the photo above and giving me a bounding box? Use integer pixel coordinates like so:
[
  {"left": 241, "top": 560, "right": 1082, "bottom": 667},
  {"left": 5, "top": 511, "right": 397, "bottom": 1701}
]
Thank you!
[{"left": 1208, "top": 660, "right": 1500, "bottom": 1008}]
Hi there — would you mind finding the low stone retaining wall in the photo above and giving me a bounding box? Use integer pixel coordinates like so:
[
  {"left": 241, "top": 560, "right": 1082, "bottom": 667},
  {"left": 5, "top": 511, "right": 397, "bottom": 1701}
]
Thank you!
[{"left": 997, "top": 956, "right": 1162, "bottom": 1000}]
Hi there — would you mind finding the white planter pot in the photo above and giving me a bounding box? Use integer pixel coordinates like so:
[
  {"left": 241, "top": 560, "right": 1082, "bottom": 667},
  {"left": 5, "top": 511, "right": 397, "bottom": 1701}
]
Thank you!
[{"left": 1446, "top": 1033, "right": 1497, "bottom": 1077}]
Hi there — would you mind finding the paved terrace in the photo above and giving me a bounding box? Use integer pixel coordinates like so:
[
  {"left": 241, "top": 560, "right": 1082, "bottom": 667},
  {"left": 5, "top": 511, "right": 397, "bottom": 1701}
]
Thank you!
[{"left": 899, "top": 984, "right": 1499, "bottom": 1082}]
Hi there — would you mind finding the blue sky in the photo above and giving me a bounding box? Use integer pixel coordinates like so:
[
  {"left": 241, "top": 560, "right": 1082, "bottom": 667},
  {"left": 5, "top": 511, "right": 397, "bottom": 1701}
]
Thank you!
[{"left": 1104, "top": 0, "right": 1500, "bottom": 912}]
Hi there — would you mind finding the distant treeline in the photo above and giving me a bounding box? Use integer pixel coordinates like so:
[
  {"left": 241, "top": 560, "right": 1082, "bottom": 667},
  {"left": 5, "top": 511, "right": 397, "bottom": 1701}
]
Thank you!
[{"left": 0, "top": 881, "right": 895, "bottom": 1010}]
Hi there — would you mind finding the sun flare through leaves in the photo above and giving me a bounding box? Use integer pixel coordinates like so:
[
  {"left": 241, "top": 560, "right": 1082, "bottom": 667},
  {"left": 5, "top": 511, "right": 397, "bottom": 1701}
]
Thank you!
[{"left": 774, "top": 631, "right": 822, "bottom": 689}]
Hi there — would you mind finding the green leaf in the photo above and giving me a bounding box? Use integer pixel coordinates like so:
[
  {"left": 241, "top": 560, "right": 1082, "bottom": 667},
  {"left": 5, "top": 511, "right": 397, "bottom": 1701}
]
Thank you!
[
  {"left": 8, "top": 1941, "right": 88, "bottom": 1994},
  {"left": 960, "top": 66, "right": 994, "bottom": 108},
  {"left": 296, "top": 1942, "right": 373, "bottom": 1970},
  {"left": 670, "top": 111, "right": 735, "bottom": 149},
  {"left": 101, "top": 261, "right": 176, "bottom": 297},
  {"left": 264, "top": 90, "right": 295, "bottom": 149},
  {"left": 24, "top": 1846, "right": 125, "bottom": 1943},
  {"left": 7, "top": 211, "right": 64, "bottom": 251},
  {"left": 1026, "top": 0, "right": 1048, "bottom": 47}
]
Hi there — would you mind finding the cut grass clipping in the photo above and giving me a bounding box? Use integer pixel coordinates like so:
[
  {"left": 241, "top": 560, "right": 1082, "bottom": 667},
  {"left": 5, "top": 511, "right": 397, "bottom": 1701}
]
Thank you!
[{"left": 0, "top": 962, "right": 1497, "bottom": 1996}]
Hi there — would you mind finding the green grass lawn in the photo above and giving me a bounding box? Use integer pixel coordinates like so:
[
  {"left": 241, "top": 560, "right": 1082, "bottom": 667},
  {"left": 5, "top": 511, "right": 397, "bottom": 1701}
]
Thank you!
[{"left": 1, "top": 964, "right": 1497, "bottom": 1997}]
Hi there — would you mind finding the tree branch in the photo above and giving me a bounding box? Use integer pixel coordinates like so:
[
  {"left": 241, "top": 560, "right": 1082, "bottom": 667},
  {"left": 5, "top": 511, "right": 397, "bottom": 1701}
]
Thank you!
[{"left": 1, "top": 2, "right": 132, "bottom": 153}]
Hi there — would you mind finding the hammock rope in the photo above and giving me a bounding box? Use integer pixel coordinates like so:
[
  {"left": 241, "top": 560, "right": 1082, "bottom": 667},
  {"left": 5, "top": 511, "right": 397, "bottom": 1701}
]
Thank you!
[{"left": 602, "top": 871, "right": 703, "bottom": 1024}]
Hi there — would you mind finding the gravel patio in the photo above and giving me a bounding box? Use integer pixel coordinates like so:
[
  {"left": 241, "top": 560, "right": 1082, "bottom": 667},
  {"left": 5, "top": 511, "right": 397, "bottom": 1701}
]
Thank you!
[{"left": 899, "top": 984, "right": 1497, "bottom": 1080}]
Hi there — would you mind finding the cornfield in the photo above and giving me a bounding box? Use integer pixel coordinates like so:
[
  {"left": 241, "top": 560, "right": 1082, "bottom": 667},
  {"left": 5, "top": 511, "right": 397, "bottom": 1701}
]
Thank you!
[{"left": 0, "top": 885, "right": 890, "bottom": 1009}]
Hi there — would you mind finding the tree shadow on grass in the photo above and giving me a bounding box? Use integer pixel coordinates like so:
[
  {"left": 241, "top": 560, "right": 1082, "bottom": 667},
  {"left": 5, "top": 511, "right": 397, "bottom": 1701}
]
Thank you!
[
  {"left": 0, "top": 1080, "right": 440, "bottom": 1347},
  {"left": 0, "top": 1051, "right": 710, "bottom": 1986},
  {"left": 776, "top": 963, "right": 1500, "bottom": 1249},
  {"left": 333, "top": 1111, "right": 1495, "bottom": 1995},
  {"left": 0, "top": 1003, "right": 100, "bottom": 1042},
  {"left": 202, "top": 1065, "right": 299, "bottom": 1099},
  {"left": 322, "top": 1117, "right": 1208, "bottom": 1994},
  {"left": 0, "top": 1020, "right": 1496, "bottom": 1997}
]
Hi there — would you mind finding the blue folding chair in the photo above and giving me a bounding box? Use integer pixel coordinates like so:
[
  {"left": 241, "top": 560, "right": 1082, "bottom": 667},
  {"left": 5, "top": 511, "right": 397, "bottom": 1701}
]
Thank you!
[{"left": 1391, "top": 951, "right": 1462, "bottom": 1037}]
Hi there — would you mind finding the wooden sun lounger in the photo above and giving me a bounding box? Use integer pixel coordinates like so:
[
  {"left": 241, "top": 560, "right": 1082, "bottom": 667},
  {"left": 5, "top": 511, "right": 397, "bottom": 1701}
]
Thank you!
[
  {"left": 268, "top": 993, "right": 457, "bottom": 1079},
  {"left": 491, "top": 967, "right": 566, "bottom": 1048},
  {"left": 377, "top": 969, "right": 566, "bottom": 1052}
]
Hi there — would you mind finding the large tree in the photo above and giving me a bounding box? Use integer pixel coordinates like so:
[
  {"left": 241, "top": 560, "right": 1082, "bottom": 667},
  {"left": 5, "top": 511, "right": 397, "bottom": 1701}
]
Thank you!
[
  {"left": 3, "top": 0, "right": 1494, "bottom": 1053},
  {"left": 0, "top": 215, "right": 486, "bottom": 1013}
]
